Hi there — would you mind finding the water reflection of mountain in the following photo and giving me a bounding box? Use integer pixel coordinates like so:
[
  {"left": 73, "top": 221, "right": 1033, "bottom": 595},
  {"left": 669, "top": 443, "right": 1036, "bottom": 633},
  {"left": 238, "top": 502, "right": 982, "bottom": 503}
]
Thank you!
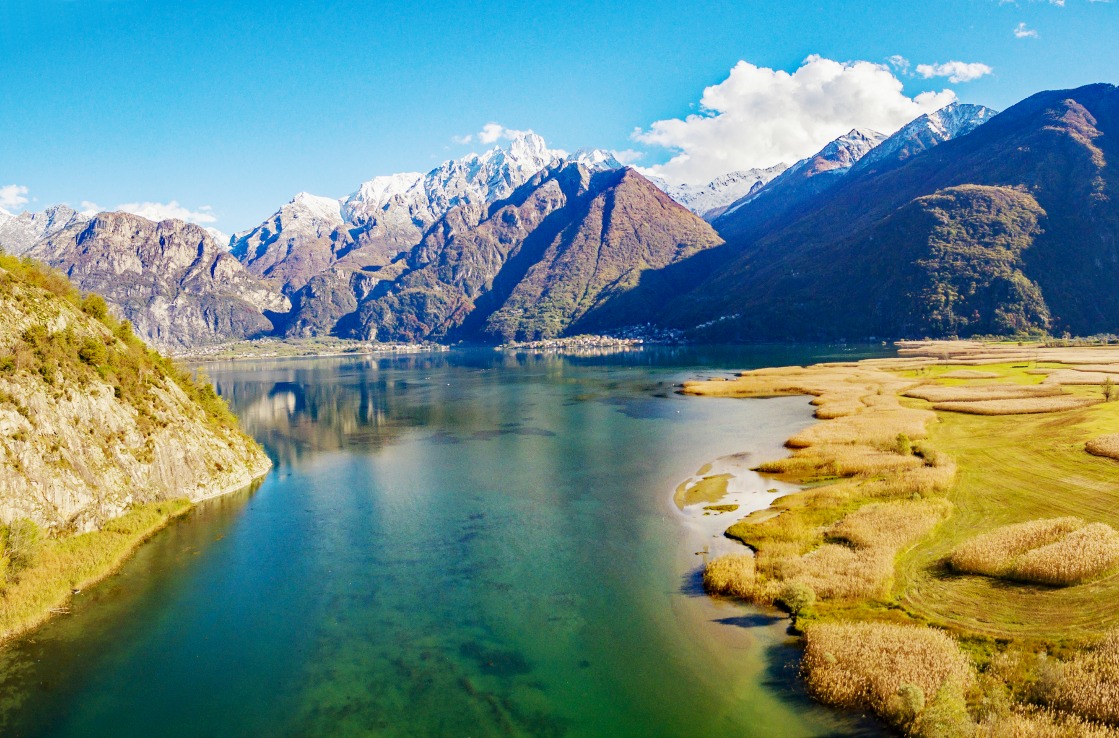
[{"left": 203, "top": 345, "right": 891, "bottom": 469}]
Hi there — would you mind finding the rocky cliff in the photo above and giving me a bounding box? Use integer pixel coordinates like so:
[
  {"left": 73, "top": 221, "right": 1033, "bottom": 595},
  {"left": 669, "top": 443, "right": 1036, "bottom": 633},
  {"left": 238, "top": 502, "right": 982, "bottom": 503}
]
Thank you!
[
  {"left": 0, "top": 256, "right": 271, "bottom": 532},
  {"left": 28, "top": 213, "right": 290, "bottom": 351}
]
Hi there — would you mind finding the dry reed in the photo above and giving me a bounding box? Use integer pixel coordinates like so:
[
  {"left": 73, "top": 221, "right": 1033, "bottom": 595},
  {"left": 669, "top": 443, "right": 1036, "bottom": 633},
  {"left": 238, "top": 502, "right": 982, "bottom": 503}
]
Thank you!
[
  {"left": 1041, "top": 631, "right": 1119, "bottom": 725},
  {"left": 1086, "top": 435, "right": 1119, "bottom": 461},
  {"left": 905, "top": 384, "right": 1061, "bottom": 403},
  {"left": 933, "top": 397, "right": 1100, "bottom": 415},
  {"left": 801, "top": 622, "right": 973, "bottom": 716},
  {"left": 1013, "top": 523, "right": 1119, "bottom": 586},
  {"left": 950, "top": 518, "right": 1085, "bottom": 577},
  {"left": 702, "top": 554, "right": 756, "bottom": 599},
  {"left": 950, "top": 518, "right": 1119, "bottom": 586}
]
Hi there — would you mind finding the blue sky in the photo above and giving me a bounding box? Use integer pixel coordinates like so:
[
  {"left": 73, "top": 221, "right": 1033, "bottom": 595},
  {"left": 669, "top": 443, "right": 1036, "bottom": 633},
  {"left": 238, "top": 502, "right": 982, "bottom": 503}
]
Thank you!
[{"left": 1, "top": 0, "right": 1116, "bottom": 232}]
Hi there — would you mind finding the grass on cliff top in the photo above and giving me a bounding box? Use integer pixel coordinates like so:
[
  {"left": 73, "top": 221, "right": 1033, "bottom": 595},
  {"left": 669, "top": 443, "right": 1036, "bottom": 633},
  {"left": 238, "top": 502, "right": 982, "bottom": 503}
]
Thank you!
[
  {"left": 0, "top": 253, "right": 236, "bottom": 432},
  {"left": 0, "top": 499, "right": 191, "bottom": 643}
]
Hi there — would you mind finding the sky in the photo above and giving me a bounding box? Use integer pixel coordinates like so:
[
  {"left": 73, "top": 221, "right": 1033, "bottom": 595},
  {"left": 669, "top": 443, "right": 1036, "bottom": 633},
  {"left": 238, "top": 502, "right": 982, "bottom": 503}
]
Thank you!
[{"left": 1, "top": 0, "right": 1116, "bottom": 233}]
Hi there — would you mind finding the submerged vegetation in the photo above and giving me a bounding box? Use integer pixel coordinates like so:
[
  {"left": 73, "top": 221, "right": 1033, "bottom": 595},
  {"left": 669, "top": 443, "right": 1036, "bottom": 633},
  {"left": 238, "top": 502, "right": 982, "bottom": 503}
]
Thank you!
[{"left": 684, "top": 340, "right": 1119, "bottom": 735}]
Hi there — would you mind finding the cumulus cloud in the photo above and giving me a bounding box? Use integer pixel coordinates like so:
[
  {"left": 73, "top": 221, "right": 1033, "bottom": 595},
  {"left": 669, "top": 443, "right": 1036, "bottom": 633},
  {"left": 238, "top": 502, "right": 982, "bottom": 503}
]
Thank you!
[
  {"left": 633, "top": 55, "right": 956, "bottom": 185},
  {"left": 454, "top": 122, "right": 536, "bottom": 147},
  {"left": 915, "top": 61, "right": 994, "bottom": 83},
  {"left": 114, "top": 200, "right": 218, "bottom": 224},
  {"left": 1014, "top": 22, "right": 1039, "bottom": 37},
  {"left": 611, "top": 149, "right": 644, "bottom": 165},
  {"left": 0, "top": 184, "right": 30, "bottom": 211}
]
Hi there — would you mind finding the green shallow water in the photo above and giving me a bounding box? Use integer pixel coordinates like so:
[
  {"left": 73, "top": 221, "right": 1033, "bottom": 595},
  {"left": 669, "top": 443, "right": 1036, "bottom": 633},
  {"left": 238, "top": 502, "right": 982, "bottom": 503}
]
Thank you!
[{"left": 0, "top": 345, "right": 890, "bottom": 737}]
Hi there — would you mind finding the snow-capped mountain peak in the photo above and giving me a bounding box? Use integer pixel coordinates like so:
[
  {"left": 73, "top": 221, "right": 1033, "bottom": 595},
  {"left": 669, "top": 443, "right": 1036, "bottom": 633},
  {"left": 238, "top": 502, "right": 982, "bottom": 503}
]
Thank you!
[
  {"left": 853, "top": 102, "right": 998, "bottom": 174},
  {"left": 649, "top": 164, "right": 789, "bottom": 220}
]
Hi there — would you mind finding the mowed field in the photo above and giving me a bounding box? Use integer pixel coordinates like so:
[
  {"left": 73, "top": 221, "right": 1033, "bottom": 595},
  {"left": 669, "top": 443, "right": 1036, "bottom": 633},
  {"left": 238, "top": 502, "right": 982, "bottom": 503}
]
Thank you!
[{"left": 896, "top": 363, "right": 1119, "bottom": 641}]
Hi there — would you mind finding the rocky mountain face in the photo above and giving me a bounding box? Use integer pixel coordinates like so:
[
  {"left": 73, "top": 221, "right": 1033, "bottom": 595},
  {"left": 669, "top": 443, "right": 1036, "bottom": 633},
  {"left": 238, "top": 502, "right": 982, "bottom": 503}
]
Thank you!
[
  {"left": 653, "top": 84, "right": 1118, "bottom": 340},
  {"left": 0, "top": 205, "right": 90, "bottom": 255},
  {"left": 28, "top": 213, "right": 290, "bottom": 351},
  {"left": 233, "top": 133, "right": 625, "bottom": 295},
  {"left": 350, "top": 163, "right": 724, "bottom": 342},
  {"left": 0, "top": 256, "right": 270, "bottom": 531}
]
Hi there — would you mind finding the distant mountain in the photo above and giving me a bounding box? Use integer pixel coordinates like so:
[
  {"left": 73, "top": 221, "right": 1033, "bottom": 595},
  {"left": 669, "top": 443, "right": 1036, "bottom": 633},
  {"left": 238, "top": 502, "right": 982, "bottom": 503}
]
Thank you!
[
  {"left": 230, "top": 133, "right": 625, "bottom": 298},
  {"left": 349, "top": 163, "right": 724, "bottom": 343},
  {"left": 851, "top": 102, "right": 998, "bottom": 177},
  {"left": 29, "top": 213, "right": 289, "bottom": 350},
  {"left": 649, "top": 165, "right": 788, "bottom": 220},
  {"left": 0, "top": 204, "right": 90, "bottom": 255},
  {"left": 713, "top": 128, "right": 888, "bottom": 239},
  {"left": 655, "top": 84, "right": 1119, "bottom": 340}
]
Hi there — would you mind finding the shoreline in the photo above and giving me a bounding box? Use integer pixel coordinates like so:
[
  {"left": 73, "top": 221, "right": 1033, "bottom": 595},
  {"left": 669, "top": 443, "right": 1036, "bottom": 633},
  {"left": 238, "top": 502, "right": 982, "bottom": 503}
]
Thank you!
[
  {"left": 681, "top": 340, "right": 1119, "bottom": 735},
  {"left": 0, "top": 466, "right": 270, "bottom": 646}
]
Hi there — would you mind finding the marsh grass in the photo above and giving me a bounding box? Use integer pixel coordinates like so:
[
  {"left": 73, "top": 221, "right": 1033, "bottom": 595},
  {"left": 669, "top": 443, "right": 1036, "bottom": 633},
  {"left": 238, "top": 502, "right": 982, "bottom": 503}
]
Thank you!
[
  {"left": 1041, "top": 631, "right": 1119, "bottom": 726},
  {"left": 1086, "top": 435, "right": 1119, "bottom": 461},
  {"left": 904, "top": 384, "right": 1062, "bottom": 403},
  {"left": 0, "top": 499, "right": 191, "bottom": 642},
  {"left": 933, "top": 396, "right": 1100, "bottom": 415},
  {"left": 702, "top": 554, "right": 756, "bottom": 599},
  {"left": 801, "top": 622, "right": 973, "bottom": 732},
  {"left": 940, "top": 371, "right": 1002, "bottom": 379},
  {"left": 949, "top": 518, "right": 1085, "bottom": 577}
]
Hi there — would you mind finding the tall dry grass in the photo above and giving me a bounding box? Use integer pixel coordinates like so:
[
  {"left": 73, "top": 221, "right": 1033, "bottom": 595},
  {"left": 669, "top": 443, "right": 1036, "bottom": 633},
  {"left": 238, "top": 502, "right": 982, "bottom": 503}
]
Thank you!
[
  {"left": 949, "top": 518, "right": 1084, "bottom": 577},
  {"left": 702, "top": 554, "right": 756, "bottom": 599},
  {"left": 1014, "top": 523, "right": 1119, "bottom": 586},
  {"left": 933, "top": 397, "right": 1100, "bottom": 415},
  {"left": 904, "top": 384, "right": 1061, "bottom": 403},
  {"left": 980, "top": 708, "right": 1119, "bottom": 737},
  {"left": 1087, "top": 435, "right": 1119, "bottom": 461},
  {"left": 1040, "top": 631, "right": 1119, "bottom": 726},
  {"left": 949, "top": 518, "right": 1119, "bottom": 586},
  {"left": 802, "top": 622, "right": 973, "bottom": 724}
]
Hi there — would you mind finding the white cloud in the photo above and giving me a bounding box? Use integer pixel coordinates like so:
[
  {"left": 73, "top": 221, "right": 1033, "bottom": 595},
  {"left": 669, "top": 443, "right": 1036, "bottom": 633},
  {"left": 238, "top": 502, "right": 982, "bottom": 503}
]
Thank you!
[
  {"left": 114, "top": 200, "right": 218, "bottom": 224},
  {"left": 611, "top": 149, "right": 644, "bottom": 165},
  {"left": 633, "top": 55, "right": 955, "bottom": 185},
  {"left": 451, "top": 133, "right": 474, "bottom": 145},
  {"left": 1014, "top": 22, "right": 1039, "bottom": 37},
  {"left": 915, "top": 61, "right": 994, "bottom": 83},
  {"left": 79, "top": 200, "right": 102, "bottom": 216},
  {"left": 888, "top": 55, "right": 911, "bottom": 75},
  {"left": 0, "top": 184, "right": 30, "bottom": 211}
]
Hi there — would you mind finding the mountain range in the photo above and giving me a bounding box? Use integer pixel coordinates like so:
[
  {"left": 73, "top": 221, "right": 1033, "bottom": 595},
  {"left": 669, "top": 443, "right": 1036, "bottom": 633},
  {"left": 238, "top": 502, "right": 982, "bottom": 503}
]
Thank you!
[{"left": 4, "top": 86, "right": 1117, "bottom": 347}]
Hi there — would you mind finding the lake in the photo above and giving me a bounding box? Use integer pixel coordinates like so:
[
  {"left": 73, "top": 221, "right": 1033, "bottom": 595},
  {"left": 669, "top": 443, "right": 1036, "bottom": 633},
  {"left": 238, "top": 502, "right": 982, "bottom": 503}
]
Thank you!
[{"left": 0, "top": 345, "right": 889, "bottom": 737}]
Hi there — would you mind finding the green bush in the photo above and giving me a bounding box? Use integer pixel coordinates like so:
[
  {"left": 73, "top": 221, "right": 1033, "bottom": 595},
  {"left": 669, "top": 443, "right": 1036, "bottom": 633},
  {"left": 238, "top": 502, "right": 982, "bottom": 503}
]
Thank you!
[{"left": 2, "top": 519, "right": 43, "bottom": 579}]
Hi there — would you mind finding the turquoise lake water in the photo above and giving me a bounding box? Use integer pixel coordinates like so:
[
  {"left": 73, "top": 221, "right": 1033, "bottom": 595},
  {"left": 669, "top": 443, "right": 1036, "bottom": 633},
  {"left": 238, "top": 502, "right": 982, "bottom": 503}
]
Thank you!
[{"left": 0, "top": 345, "right": 890, "bottom": 737}]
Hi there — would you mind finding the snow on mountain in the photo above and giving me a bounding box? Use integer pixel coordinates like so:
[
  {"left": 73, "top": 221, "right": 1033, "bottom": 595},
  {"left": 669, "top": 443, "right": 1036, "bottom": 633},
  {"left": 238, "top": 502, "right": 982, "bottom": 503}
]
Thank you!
[
  {"left": 649, "top": 164, "right": 789, "bottom": 220},
  {"left": 853, "top": 102, "right": 997, "bottom": 174},
  {"left": 0, "top": 204, "right": 90, "bottom": 255},
  {"left": 204, "top": 227, "right": 232, "bottom": 249},
  {"left": 342, "top": 132, "right": 563, "bottom": 228},
  {"left": 228, "top": 132, "right": 626, "bottom": 280},
  {"left": 718, "top": 129, "right": 886, "bottom": 220}
]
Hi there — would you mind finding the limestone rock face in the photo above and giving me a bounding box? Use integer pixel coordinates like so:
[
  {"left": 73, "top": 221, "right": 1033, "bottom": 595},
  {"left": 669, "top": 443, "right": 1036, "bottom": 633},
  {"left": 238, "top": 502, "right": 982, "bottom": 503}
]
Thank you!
[
  {"left": 0, "top": 204, "right": 90, "bottom": 255},
  {"left": 0, "top": 262, "right": 271, "bottom": 531},
  {"left": 29, "top": 213, "right": 290, "bottom": 351}
]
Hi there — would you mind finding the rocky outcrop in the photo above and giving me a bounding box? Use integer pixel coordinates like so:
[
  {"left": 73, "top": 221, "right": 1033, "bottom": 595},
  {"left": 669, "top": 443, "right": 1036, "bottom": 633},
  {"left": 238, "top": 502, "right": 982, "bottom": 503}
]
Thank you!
[
  {"left": 29, "top": 213, "right": 290, "bottom": 351},
  {"left": 0, "top": 258, "right": 271, "bottom": 531},
  {"left": 351, "top": 163, "right": 725, "bottom": 342},
  {"left": 0, "top": 205, "right": 89, "bottom": 255}
]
